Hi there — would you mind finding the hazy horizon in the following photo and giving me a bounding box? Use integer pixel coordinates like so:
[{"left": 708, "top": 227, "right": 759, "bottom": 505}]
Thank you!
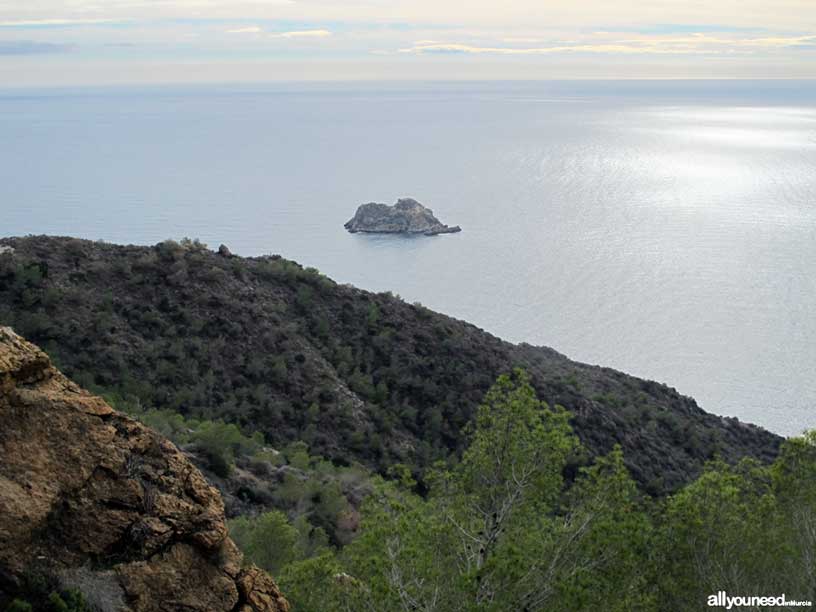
[{"left": 1, "top": 1, "right": 815, "bottom": 86}]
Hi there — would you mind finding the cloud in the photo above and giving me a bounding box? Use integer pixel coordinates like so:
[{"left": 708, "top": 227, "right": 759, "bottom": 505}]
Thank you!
[
  {"left": 734, "top": 34, "right": 816, "bottom": 47},
  {"left": 399, "top": 42, "right": 693, "bottom": 55},
  {"left": 399, "top": 32, "right": 816, "bottom": 55},
  {"left": 0, "top": 40, "right": 73, "bottom": 54},
  {"left": 0, "top": 19, "right": 123, "bottom": 28},
  {"left": 226, "top": 27, "right": 332, "bottom": 38},
  {"left": 617, "top": 33, "right": 816, "bottom": 48},
  {"left": 269, "top": 29, "right": 332, "bottom": 39},
  {"left": 500, "top": 37, "right": 546, "bottom": 44},
  {"left": 226, "top": 26, "right": 263, "bottom": 34}
]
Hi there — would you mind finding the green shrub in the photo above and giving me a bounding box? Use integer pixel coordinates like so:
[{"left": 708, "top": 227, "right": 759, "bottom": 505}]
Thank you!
[
  {"left": 229, "top": 511, "right": 298, "bottom": 574},
  {"left": 192, "top": 421, "right": 263, "bottom": 477},
  {"left": 47, "top": 590, "right": 91, "bottom": 612}
]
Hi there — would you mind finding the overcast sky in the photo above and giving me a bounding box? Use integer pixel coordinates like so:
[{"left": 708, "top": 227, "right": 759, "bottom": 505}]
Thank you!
[{"left": 1, "top": 0, "right": 814, "bottom": 85}]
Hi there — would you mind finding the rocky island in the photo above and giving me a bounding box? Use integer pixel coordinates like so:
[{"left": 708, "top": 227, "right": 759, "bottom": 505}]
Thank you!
[{"left": 344, "top": 198, "right": 461, "bottom": 235}]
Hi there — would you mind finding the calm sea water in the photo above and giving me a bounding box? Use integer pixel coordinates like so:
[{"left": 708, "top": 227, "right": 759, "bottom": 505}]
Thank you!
[{"left": 2, "top": 80, "right": 815, "bottom": 437}]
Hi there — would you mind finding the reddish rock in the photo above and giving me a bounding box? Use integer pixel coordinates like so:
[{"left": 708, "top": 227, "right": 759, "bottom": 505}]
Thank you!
[{"left": 0, "top": 327, "right": 288, "bottom": 612}]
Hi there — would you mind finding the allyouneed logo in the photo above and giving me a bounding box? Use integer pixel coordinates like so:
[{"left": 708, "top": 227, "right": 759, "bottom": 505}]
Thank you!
[{"left": 708, "top": 592, "right": 813, "bottom": 609}]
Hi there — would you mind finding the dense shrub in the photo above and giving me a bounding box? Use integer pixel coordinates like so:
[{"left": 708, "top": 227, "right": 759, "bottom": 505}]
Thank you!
[{"left": 229, "top": 511, "right": 299, "bottom": 574}]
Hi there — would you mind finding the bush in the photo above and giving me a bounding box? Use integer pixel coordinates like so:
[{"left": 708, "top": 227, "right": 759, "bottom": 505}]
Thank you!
[
  {"left": 47, "top": 591, "right": 91, "bottom": 612},
  {"left": 229, "top": 511, "right": 298, "bottom": 574},
  {"left": 123, "top": 408, "right": 266, "bottom": 479},
  {"left": 192, "top": 421, "right": 263, "bottom": 477}
]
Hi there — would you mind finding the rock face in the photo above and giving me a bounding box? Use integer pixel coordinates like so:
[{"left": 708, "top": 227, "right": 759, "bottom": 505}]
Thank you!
[
  {"left": 344, "top": 198, "right": 461, "bottom": 235},
  {"left": 0, "top": 327, "right": 289, "bottom": 612}
]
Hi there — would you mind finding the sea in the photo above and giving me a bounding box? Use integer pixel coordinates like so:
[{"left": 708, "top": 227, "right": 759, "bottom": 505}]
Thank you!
[{"left": 2, "top": 80, "right": 815, "bottom": 437}]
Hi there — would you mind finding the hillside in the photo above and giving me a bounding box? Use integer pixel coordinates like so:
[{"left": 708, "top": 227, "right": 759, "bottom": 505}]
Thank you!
[{"left": 0, "top": 235, "right": 780, "bottom": 494}]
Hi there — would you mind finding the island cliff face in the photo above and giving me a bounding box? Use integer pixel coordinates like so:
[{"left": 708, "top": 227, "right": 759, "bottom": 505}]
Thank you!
[
  {"left": 345, "top": 198, "right": 461, "bottom": 235},
  {"left": 0, "top": 327, "right": 289, "bottom": 612}
]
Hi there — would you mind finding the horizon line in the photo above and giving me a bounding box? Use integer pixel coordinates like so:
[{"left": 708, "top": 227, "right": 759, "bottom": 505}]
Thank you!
[{"left": 1, "top": 76, "right": 815, "bottom": 90}]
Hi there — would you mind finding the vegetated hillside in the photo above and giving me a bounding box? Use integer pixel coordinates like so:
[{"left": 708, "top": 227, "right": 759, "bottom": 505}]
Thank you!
[{"left": 0, "top": 235, "right": 780, "bottom": 493}]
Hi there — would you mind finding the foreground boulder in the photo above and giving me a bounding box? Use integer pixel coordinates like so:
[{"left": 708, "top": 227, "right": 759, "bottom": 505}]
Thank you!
[
  {"left": 345, "top": 197, "right": 461, "bottom": 235},
  {"left": 0, "top": 327, "right": 289, "bottom": 612}
]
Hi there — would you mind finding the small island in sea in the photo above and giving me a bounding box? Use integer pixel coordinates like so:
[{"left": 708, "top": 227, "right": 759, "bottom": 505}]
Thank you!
[{"left": 344, "top": 198, "right": 462, "bottom": 235}]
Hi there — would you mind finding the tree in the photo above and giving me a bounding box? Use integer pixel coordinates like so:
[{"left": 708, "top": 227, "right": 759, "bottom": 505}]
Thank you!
[
  {"left": 289, "top": 370, "right": 584, "bottom": 612},
  {"left": 771, "top": 430, "right": 816, "bottom": 601},
  {"left": 248, "top": 377, "right": 816, "bottom": 612},
  {"left": 545, "top": 447, "right": 655, "bottom": 612},
  {"left": 340, "top": 476, "right": 461, "bottom": 612},
  {"left": 279, "top": 552, "right": 362, "bottom": 612},
  {"left": 366, "top": 303, "right": 381, "bottom": 329},
  {"left": 654, "top": 459, "right": 790, "bottom": 610},
  {"left": 430, "top": 369, "right": 577, "bottom": 607}
]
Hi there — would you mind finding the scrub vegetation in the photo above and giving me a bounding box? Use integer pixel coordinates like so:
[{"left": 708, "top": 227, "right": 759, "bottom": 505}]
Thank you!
[{"left": 0, "top": 236, "right": 780, "bottom": 496}]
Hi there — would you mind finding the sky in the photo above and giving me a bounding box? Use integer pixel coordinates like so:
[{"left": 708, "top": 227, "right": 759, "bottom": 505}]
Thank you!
[{"left": 0, "top": 1, "right": 814, "bottom": 85}]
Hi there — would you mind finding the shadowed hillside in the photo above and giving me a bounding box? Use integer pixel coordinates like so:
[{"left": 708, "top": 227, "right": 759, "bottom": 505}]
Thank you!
[{"left": 0, "top": 235, "right": 780, "bottom": 494}]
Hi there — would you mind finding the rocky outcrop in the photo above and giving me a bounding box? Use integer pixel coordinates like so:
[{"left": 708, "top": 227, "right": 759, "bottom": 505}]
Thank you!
[
  {"left": 0, "top": 327, "right": 289, "bottom": 612},
  {"left": 345, "top": 198, "right": 461, "bottom": 235}
]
